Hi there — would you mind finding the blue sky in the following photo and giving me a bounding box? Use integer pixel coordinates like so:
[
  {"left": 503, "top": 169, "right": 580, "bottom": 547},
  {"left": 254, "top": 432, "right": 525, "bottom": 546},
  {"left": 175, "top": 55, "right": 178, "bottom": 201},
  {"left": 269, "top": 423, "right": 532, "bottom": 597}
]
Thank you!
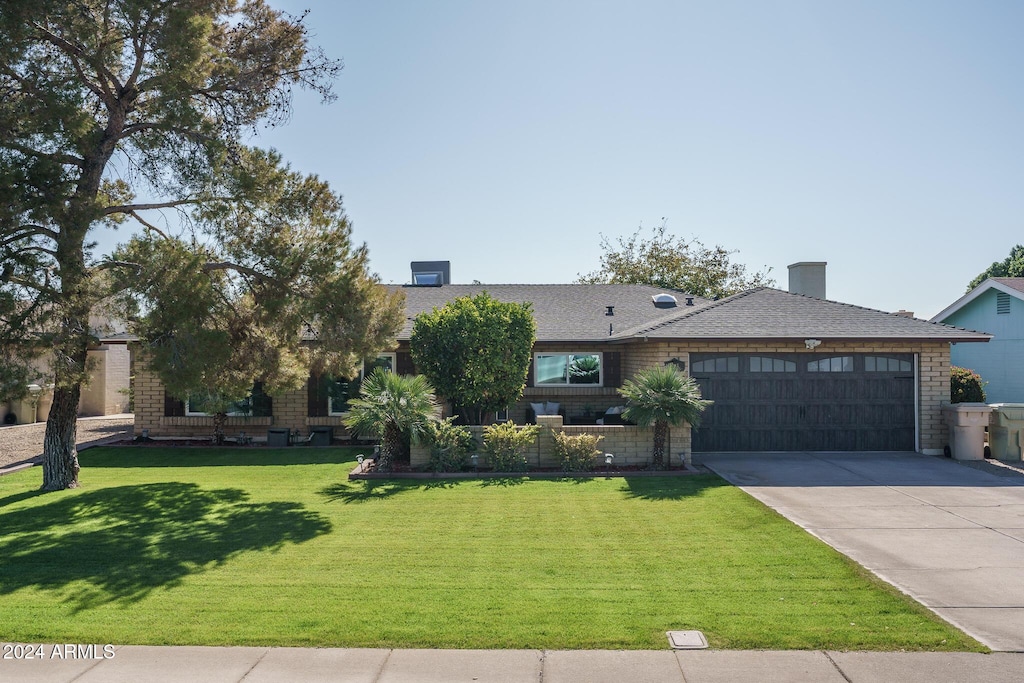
[{"left": 177, "top": 2, "right": 1024, "bottom": 318}]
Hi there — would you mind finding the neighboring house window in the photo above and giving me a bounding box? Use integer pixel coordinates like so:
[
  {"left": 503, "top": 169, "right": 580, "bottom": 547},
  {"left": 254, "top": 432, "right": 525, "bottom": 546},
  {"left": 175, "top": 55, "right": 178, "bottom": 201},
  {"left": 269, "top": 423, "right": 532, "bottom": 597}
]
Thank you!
[
  {"left": 865, "top": 356, "right": 912, "bottom": 372},
  {"left": 807, "top": 356, "right": 853, "bottom": 372},
  {"left": 327, "top": 353, "right": 396, "bottom": 415},
  {"left": 997, "top": 292, "right": 1011, "bottom": 315},
  {"left": 691, "top": 357, "right": 739, "bottom": 373},
  {"left": 749, "top": 357, "right": 796, "bottom": 372},
  {"left": 186, "top": 384, "right": 272, "bottom": 417},
  {"left": 534, "top": 353, "right": 602, "bottom": 386}
]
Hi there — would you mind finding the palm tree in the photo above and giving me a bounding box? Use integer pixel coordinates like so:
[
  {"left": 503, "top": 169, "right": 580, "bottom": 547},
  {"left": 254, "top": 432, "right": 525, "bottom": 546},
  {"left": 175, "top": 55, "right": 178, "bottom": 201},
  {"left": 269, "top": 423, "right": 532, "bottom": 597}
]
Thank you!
[
  {"left": 620, "top": 366, "right": 712, "bottom": 469},
  {"left": 343, "top": 368, "right": 440, "bottom": 471}
]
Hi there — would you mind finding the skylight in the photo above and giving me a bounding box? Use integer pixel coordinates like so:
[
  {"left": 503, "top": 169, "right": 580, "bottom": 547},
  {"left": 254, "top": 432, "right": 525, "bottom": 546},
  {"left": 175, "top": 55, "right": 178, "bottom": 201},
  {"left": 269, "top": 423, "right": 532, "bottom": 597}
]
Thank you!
[{"left": 652, "top": 293, "right": 678, "bottom": 308}]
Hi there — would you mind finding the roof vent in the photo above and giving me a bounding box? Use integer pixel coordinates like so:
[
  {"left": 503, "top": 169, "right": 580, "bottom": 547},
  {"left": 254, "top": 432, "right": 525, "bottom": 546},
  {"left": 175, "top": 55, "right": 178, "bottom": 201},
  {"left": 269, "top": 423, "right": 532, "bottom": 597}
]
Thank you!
[
  {"left": 652, "top": 293, "right": 678, "bottom": 308},
  {"left": 605, "top": 306, "right": 615, "bottom": 316},
  {"left": 685, "top": 297, "right": 694, "bottom": 306},
  {"left": 410, "top": 261, "right": 450, "bottom": 286}
]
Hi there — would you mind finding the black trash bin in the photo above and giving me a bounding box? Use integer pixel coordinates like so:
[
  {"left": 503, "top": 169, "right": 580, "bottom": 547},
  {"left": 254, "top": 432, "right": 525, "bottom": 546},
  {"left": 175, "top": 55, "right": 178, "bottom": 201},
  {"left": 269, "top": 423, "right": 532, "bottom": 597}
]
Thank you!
[
  {"left": 309, "top": 426, "right": 333, "bottom": 447},
  {"left": 267, "top": 427, "right": 291, "bottom": 447}
]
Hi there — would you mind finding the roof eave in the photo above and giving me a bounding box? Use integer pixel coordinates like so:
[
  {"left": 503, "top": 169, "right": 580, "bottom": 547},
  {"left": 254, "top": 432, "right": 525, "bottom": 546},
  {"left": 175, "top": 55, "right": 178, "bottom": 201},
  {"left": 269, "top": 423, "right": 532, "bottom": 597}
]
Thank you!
[
  {"left": 931, "top": 280, "right": 1024, "bottom": 322},
  {"left": 630, "top": 334, "right": 992, "bottom": 343}
]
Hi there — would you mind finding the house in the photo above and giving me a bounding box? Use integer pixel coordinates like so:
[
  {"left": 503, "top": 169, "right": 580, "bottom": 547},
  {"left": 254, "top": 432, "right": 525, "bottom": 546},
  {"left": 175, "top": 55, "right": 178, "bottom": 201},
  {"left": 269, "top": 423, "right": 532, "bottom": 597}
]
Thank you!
[
  {"left": 931, "top": 277, "right": 1024, "bottom": 403},
  {"left": 1, "top": 315, "right": 134, "bottom": 425},
  {"left": 133, "top": 261, "right": 989, "bottom": 457}
]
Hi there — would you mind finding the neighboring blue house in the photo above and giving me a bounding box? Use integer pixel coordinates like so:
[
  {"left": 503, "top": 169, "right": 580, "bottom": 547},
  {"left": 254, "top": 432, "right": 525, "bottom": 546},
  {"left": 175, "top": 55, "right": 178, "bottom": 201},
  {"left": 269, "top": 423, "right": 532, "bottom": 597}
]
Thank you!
[{"left": 932, "top": 278, "right": 1024, "bottom": 403}]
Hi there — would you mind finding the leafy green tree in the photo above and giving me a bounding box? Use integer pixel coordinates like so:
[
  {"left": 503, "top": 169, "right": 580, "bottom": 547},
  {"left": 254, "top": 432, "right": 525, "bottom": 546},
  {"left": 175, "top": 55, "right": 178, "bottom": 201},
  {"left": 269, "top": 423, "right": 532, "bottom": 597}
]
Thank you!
[
  {"left": 0, "top": 1, "right": 403, "bottom": 489},
  {"left": 410, "top": 293, "right": 536, "bottom": 425},
  {"left": 620, "top": 366, "right": 712, "bottom": 469},
  {"left": 577, "top": 222, "right": 774, "bottom": 299},
  {"left": 967, "top": 245, "right": 1024, "bottom": 291},
  {"left": 343, "top": 369, "right": 441, "bottom": 472}
]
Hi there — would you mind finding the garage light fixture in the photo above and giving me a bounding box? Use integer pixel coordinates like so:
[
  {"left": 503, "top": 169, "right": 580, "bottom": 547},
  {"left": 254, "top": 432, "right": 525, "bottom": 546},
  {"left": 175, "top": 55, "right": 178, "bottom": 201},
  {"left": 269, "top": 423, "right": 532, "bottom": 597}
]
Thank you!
[{"left": 805, "top": 339, "right": 822, "bottom": 350}]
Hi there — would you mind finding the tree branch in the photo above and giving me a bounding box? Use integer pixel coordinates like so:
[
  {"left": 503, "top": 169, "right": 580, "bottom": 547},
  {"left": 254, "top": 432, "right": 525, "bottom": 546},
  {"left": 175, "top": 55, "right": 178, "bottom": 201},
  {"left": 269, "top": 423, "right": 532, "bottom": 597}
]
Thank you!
[
  {"left": 30, "top": 21, "right": 122, "bottom": 103},
  {"left": 127, "top": 211, "right": 172, "bottom": 240},
  {"left": 0, "top": 141, "right": 84, "bottom": 168},
  {"left": 104, "top": 198, "right": 205, "bottom": 215},
  {"left": 92, "top": 260, "right": 142, "bottom": 273},
  {"left": 1, "top": 225, "right": 60, "bottom": 246}
]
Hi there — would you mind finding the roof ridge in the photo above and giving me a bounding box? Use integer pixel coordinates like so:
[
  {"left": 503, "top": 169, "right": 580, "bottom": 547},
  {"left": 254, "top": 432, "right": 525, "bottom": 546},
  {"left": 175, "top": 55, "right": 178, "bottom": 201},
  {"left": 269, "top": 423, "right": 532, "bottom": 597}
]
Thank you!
[
  {"left": 774, "top": 287, "right": 995, "bottom": 334},
  {"left": 613, "top": 287, "right": 766, "bottom": 338}
]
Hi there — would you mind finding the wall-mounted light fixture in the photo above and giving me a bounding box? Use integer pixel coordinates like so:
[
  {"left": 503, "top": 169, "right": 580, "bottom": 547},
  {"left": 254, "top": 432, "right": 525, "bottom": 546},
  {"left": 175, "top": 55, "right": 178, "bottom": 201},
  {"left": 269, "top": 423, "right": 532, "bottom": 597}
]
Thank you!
[{"left": 664, "top": 358, "right": 687, "bottom": 371}]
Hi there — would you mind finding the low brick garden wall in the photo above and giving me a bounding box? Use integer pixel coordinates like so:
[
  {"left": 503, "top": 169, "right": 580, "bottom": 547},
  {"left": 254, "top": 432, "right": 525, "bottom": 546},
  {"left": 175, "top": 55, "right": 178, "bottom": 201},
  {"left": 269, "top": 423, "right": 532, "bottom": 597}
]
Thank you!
[{"left": 410, "top": 415, "right": 691, "bottom": 469}]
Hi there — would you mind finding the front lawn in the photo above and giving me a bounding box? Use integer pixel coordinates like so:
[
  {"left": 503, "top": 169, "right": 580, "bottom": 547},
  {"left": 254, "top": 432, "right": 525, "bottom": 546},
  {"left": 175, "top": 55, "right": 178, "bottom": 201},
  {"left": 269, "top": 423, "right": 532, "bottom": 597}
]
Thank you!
[{"left": 0, "top": 447, "right": 982, "bottom": 650}]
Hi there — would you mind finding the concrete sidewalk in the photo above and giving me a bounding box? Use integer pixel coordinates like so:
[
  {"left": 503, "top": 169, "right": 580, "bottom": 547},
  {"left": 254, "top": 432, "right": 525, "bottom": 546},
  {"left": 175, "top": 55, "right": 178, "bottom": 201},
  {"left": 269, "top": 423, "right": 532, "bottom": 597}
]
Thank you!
[{"left": 3, "top": 646, "right": 1024, "bottom": 683}]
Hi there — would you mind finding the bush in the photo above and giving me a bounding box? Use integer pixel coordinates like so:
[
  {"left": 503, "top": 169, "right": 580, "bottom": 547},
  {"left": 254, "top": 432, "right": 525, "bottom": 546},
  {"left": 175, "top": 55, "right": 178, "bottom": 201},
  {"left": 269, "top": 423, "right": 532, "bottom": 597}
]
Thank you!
[
  {"left": 551, "top": 431, "right": 602, "bottom": 472},
  {"left": 951, "top": 366, "right": 986, "bottom": 403},
  {"left": 424, "top": 418, "right": 476, "bottom": 472},
  {"left": 482, "top": 421, "right": 539, "bottom": 472}
]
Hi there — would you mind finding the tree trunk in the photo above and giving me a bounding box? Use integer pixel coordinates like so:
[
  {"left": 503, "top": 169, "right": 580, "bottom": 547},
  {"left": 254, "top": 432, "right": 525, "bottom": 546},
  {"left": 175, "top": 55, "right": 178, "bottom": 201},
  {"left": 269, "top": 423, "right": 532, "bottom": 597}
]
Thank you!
[
  {"left": 378, "top": 423, "right": 403, "bottom": 472},
  {"left": 213, "top": 412, "right": 227, "bottom": 446},
  {"left": 652, "top": 420, "right": 668, "bottom": 469},
  {"left": 42, "top": 384, "right": 82, "bottom": 491}
]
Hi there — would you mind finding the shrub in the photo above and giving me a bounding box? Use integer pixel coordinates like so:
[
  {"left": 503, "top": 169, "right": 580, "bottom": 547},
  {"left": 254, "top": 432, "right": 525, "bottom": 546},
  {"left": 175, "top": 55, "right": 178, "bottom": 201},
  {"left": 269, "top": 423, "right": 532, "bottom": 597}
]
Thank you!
[
  {"left": 951, "top": 366, "right": 986, "bottom": 403},
  {"left": 424, "top": 418, "right": 476, "bottom": 472},
  {"left": 551, "top": 431, "right": 602, "bottom": 472},
  {"left": 482, "top": 421, "right": 539, "bottom": 472}
]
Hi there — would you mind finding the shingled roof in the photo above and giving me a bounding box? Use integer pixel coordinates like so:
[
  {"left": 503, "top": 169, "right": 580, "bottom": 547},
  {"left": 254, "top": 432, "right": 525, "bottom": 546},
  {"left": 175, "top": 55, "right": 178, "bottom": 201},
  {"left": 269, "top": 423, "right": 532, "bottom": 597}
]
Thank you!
[
  {"left": 392, "top": 284, "right": 710, "bottom": 342},
  {"left": 617, "top": 287, "right": 991, "bottom": 342}
]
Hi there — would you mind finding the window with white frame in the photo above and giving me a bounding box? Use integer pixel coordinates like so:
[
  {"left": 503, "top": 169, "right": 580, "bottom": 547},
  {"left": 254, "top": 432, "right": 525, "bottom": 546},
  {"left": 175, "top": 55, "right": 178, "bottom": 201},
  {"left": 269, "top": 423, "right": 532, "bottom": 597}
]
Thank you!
[
  {"left": 534, "top": 353, "right": 602, "bottom": 386},
  {"left": 327, "top": 353, "right": 396, "bottom": 415}
]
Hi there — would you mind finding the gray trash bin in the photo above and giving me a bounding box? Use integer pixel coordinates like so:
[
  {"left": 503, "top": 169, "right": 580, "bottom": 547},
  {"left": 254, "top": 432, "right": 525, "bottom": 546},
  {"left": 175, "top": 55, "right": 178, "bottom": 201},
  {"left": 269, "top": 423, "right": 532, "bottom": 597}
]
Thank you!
[
  {"left": 267, "top": 428, "right": 291, "bottom": 447},
  {"left": 310, "top": 426, "right": 333, "bottom": 447}
]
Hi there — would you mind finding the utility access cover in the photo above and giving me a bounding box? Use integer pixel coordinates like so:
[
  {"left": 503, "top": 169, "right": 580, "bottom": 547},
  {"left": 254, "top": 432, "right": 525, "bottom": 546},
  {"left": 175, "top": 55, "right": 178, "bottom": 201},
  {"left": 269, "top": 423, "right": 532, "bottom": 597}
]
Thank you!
[{"left": 666, "top": 630, "right": 709, "bottom": 650}]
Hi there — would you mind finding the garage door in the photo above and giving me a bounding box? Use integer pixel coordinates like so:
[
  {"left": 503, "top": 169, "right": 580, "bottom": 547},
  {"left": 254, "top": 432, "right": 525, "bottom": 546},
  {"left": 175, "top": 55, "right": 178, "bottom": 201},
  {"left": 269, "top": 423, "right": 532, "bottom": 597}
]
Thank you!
[{"left": 690, "top": 353, "right": 915, "bottom": 451}]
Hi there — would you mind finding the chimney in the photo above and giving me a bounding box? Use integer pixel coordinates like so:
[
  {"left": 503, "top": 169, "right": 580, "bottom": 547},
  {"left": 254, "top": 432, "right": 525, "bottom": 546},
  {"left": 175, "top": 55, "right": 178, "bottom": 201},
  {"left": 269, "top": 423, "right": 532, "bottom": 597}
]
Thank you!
[
  {"left": 410, "top": 261, "right": 451, "bottom": 286},
  {"left": 788, "top": 262, "right": 827, "bottom": 299}
]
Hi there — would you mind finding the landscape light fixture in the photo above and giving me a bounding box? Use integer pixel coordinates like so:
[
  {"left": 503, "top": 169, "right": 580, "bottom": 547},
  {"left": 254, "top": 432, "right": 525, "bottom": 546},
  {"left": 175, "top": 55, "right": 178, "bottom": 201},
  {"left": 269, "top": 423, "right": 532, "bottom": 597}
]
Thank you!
[
  {"left": 357, "top": 454, "right": 365, "bottom": 472},
  {"left": 605, "top": 453, "right": 614, "bottom": 474},
  {"left": 470, "top": 453, "right": 479, "bottom": 472}
]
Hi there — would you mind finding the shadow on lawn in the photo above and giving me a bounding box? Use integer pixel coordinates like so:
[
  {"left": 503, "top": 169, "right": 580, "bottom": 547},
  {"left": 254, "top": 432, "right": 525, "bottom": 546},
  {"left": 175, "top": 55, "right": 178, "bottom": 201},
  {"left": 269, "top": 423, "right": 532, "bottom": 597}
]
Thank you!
[
  {"left": 79, "top": 447, "right": 366, "bottom": 468},
  {"left": 0, "top": 483, "right": 331, "bottom": 611},
  {"left": 620, "top": 474, "right": 722, "bottom": 501},
  {"left": 319, "top": 477, "right": 473, "bottom": 503}
]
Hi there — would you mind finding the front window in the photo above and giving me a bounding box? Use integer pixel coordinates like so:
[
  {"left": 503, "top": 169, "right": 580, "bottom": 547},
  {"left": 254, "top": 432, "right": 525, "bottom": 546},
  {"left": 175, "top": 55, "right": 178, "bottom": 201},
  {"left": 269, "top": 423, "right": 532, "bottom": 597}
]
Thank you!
[
  {"left": 328, "top": 353, "right": 396, "bottom": 415},
  {"left": 186, "top": 385, "right": 271, "bottom": 417},
  {"left": 535, "top": 353, "right": 602, "bottom": 386}
]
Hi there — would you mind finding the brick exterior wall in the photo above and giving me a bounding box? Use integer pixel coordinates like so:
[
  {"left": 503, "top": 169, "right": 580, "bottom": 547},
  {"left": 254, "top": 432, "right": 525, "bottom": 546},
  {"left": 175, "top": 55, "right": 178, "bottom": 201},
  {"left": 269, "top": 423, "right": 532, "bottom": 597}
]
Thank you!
[
  {"left": 79, "top": 343, "right": 131, "bottom": 416},
  {"left": 134, "top": 339, "right": 952, "bottom": 454}
]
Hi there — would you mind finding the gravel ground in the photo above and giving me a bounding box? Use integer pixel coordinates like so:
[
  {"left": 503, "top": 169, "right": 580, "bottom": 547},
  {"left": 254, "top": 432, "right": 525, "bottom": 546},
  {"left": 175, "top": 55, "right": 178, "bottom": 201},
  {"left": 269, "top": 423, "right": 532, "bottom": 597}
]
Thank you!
[{"left": 0, "top": 416, "right": 133, "bottom": 470}]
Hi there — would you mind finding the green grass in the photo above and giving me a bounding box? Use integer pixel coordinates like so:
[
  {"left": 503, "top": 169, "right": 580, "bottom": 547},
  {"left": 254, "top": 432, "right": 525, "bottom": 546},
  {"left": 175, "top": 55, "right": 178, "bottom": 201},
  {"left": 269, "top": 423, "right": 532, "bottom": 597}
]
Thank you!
[{"left": 0, "top": 447, "right": 984, "bottom": 651}]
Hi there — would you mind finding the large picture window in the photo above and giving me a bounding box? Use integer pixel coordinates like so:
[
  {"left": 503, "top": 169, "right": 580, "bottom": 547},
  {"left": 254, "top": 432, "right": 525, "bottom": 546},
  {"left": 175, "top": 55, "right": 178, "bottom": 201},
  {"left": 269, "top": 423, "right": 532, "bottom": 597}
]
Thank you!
[
  {"left": 186, "top": 384, "right": 272, "bottom": 417},
  {"left": 328, "top": 354, "right": 396, "bottom": 415},
  {"left": 534, "top": 353, "right": 602, "bottom": 386}
]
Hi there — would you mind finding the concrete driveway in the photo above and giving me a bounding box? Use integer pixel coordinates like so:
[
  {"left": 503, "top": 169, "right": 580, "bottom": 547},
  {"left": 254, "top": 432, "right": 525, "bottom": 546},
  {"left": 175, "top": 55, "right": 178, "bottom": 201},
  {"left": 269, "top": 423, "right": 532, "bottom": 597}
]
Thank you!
[{"left": 699, "top": 452, "right": 1024, "bottom": 652}]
